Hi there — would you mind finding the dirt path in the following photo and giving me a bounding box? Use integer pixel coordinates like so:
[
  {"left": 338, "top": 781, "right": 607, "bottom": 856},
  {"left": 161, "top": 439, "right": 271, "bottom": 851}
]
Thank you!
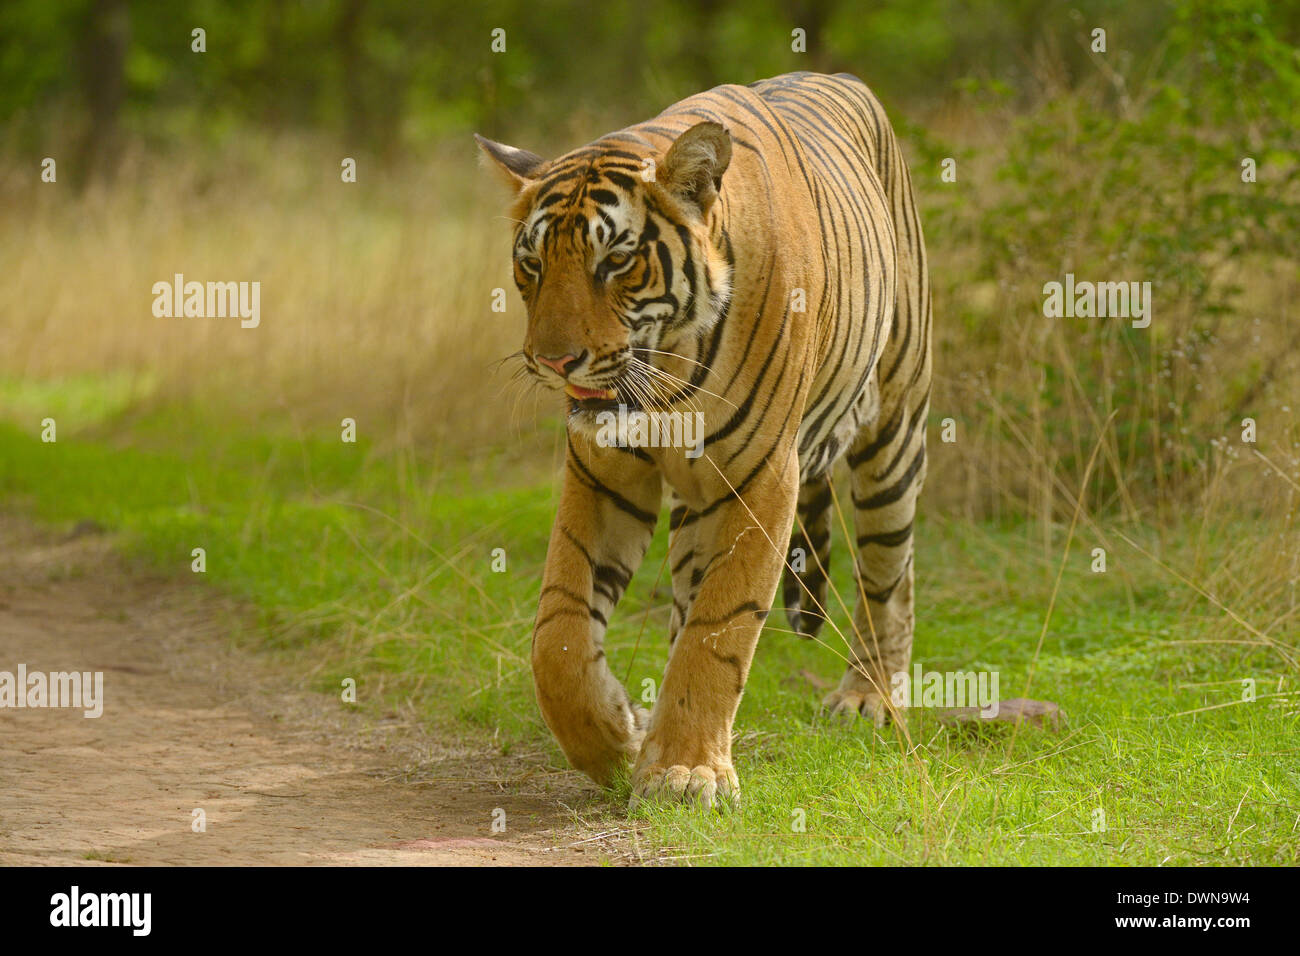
[{"left": 0, "top": 515, "right": 642, "bottom": 866}]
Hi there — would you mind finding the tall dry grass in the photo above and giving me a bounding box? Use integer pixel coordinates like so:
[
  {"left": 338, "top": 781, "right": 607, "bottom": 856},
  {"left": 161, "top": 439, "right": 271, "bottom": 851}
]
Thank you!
[{"left": 0, "top": 134, "right": 541, "bottom": 452}]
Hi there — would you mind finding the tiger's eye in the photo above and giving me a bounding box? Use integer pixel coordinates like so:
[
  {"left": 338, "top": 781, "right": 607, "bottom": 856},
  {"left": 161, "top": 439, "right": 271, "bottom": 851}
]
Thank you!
[{"left": 605, "top": 251, "right": 631, "bottom": 267}]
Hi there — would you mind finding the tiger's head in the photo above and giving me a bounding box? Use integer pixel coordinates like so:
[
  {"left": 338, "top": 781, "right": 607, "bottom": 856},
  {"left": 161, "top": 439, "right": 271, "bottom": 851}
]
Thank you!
[{"left": 476, "top": 122, "right": 732, "bottom": 429}]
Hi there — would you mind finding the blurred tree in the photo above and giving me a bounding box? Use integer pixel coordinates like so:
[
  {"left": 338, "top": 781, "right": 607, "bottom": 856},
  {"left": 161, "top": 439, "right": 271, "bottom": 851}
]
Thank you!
[
  {"left": 76, "top": 0, "right": 128, "bottom": 176},
  {"left": 336, "top": 0, "right": 366, "bottom": 145},
  {"left": 782, "top": 0, "right": 836, "bottom": 74}
]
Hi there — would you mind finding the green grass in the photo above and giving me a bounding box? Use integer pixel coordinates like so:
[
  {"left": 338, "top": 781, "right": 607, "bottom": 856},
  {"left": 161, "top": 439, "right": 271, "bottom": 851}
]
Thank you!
[{"left": 2, "top": 388, "right": 1296, "bottom": 866}]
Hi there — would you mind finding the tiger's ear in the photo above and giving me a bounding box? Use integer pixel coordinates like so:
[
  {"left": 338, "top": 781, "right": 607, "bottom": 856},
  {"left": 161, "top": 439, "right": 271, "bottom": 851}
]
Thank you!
[
  {"left": 659, "top": 121, "right": 731, "bottom": 215},
  {"left": 474, "top": 134, "right": 547, "bottom": 194}
]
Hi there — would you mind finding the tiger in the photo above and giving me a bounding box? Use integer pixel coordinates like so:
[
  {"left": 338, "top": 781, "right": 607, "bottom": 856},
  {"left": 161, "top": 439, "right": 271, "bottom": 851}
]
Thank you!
[{"left": 477, "top": 71, "right": 932, "bottom": 808}]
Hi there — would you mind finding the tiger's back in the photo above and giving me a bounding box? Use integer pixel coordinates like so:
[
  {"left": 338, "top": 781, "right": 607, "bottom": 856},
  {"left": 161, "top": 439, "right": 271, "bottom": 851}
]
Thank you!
[{"left": 746, "top": 72, "right": 909, "bottom": 480}]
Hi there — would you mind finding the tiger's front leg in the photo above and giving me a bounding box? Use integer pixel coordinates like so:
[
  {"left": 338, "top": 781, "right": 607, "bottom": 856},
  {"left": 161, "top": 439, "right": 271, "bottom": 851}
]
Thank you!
[
  {"left": 631, "top": 452, "right": 799, "bottom": 808},
  {"left": 532, "top": 443, "right": 661, "bottom": 785}
]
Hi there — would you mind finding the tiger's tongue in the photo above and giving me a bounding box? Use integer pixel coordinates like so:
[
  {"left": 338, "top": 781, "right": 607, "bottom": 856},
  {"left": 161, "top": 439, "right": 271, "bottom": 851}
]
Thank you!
[{"left": 564, "top": 384, "right": 616, "bottom": 401}]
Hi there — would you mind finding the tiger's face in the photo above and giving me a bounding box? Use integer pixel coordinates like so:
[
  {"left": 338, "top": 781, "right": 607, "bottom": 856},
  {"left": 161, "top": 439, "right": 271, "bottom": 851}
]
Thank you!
[{"left": 477, "top": 123, "right": 732, "bottom": 430}]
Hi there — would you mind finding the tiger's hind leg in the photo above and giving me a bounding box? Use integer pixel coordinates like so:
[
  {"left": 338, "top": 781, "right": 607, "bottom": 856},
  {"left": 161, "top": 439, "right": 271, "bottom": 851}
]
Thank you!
[
  {"left": 823, "top": 390, "right": 929, "bottom": 724},
  {"left": 823, "top": 96, "right": 933, "bottom": 723},
  {"left": 782, "top": 476, "right": 833, "bottom": 638}
]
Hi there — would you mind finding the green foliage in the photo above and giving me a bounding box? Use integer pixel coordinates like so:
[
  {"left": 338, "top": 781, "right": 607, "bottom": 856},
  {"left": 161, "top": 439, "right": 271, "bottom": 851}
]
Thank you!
[
  {"left": 0, "top": 0, "right": 1240, "bottom": 149},
  {"left": 938, "top": 0, "right": 1300, "bottom": 509}
]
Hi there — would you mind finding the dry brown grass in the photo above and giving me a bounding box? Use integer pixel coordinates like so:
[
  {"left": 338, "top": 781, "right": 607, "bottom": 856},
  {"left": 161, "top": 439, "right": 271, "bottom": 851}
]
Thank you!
[{"left": 0, "top": 136, "right": 544, "bottom": 451}]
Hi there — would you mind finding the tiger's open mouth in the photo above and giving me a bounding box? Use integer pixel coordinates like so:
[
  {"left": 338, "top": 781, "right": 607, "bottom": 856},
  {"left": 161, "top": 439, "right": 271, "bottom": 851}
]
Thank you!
[
  {"left": 564, "top": 383, "right": 622, "bottom": 412},
  {"left": 564, "top": 383, "right": 616, "bottom": 401}
]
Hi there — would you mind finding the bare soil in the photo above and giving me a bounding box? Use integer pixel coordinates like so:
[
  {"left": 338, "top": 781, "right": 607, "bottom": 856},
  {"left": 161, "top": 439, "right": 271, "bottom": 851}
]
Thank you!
[{"left": 0, "top": 515, "right": 646, "bottom": 866}]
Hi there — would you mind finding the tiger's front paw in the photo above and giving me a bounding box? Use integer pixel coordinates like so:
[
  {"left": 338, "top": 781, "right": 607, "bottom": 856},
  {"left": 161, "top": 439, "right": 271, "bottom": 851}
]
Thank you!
[
  {"left": 629, "top": 760, "right": 740, "bottom": 810},
  {"left": 543, "top": 697, "right": 652, "bottom": 785}
]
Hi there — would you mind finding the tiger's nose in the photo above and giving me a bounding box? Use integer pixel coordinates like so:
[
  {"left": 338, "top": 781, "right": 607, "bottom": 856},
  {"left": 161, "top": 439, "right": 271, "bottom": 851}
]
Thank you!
[{"left": 536, "top": 351, "right": 585, "bottom": 376}]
